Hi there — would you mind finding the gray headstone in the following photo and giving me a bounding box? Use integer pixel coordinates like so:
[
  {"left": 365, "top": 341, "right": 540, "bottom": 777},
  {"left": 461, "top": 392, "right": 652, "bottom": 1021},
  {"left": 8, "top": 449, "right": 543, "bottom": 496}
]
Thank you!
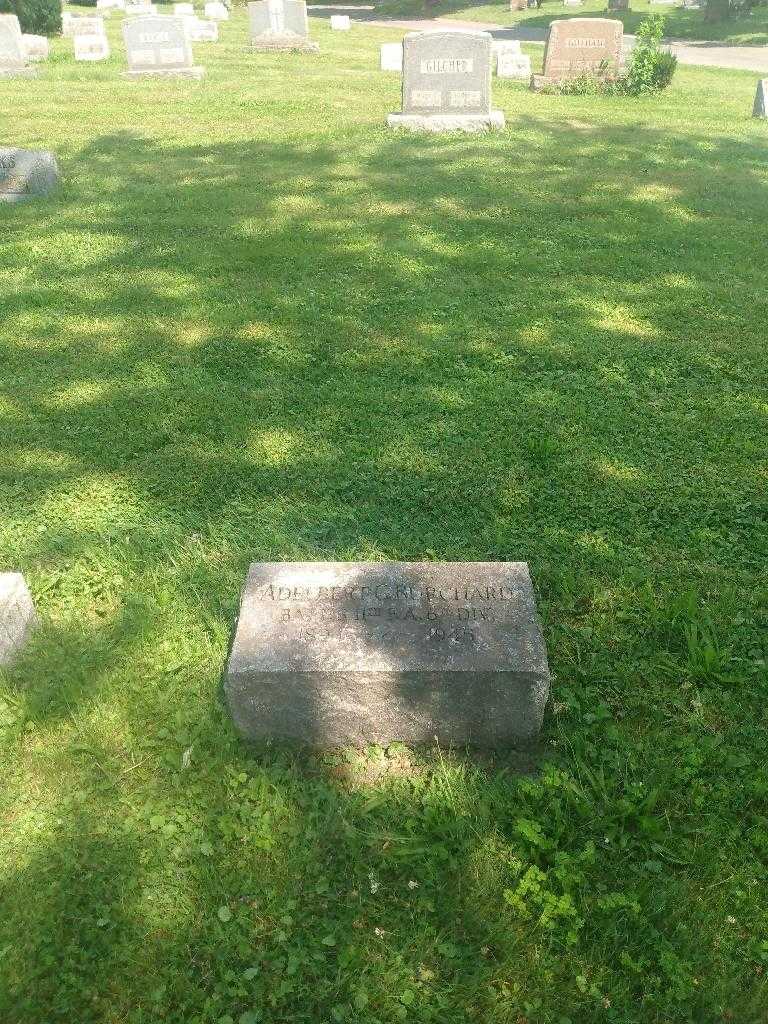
[
  {"left": 387, "top": 30, "right": 504, "bottom": 132},
  {"left": 72, "top": 16, "right": 107, "bottom": 37},
  {"left": 607, "top": 0, "right": 630, "bottom": 10},
  {"left": 0, "top": 148, "right": 58, "bottom": 202},
  {"left": 22, "top": 34, "right": 49, "bottom": 61},
  {"left": 225, "top": 561, "right": 550, "bottom": 748},
  {"left": 0, "top": 14, "right": 37, "bottom": 77},
  {"left": 248, "top": 0, "right": 319, "bottom": 51},
  {"left": 122, "top": 14, "right": 204, "bottom": 77},
  {"left": 753, "top": 79, "right": 767, "bottom": 118},
  {"left": 0, "top": 573, "right": 37, "bottom": 667}
]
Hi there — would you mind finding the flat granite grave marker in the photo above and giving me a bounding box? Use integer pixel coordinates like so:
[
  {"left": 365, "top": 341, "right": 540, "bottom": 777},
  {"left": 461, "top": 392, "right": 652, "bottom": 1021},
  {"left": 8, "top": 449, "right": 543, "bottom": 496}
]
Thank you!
[
  {"left": 387, "top": 30, "right": 504, "bottom": 133},
  {"left": 0, "top": 14, "right": 38, "bottom": 77},
  {"left": 0, "top": 148, "right": 58, "bottom": 201},
  {"left": 380, "top": 41, "right": 402, "bottom": 71},
  {"left": 753, "top": 79, "right": 767, "bottom": 117},
  {"left": 123, "top": 14, "right": 204, "bottom": 78},
  {"left": 0, "top": 573, "right": 37, "bottom": 667},
  {"left": 225, "top": 562, "right": 550, "bottom": 747},
  {"left": 248, "top": 0, "right": 320, "bottom": 52},
  {"left": 532, "top": 17, "right": 622, "bottom": 89}
]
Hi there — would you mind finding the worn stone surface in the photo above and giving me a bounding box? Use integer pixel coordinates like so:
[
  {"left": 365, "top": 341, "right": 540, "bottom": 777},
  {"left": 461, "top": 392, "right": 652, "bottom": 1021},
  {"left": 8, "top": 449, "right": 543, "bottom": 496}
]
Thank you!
[
  {"left": 225, "top": 562, "right": 551, "bottom": 748},
  {"left": 388, "top": 29, "right": 504, "bottom": 132},
  {"left": 206, "top": 1, "right": 230, "bottom": 18},
  {"left": 72, "top": 16, "right": 107, "bottom": 36},
  {"left": 753, "top": 78, "right": 767, "bottom": 117},
  {"left": 0, "top": 14, "right": 37, "bottom": 76},
  {"left": 330, "top": 13, "right": 350, "bottom": 28},
  {"left": 0, "top": 148, "right": 58, "bottom": 202},
  {"left": 22, "top": 34, "right": 49, "bottom": 61},
  {"left": 249, "top": 0, "right": 320, "bottom": 50},
  {"left": 125, "top": 0, "right": 157, "bottom": 14},
  {"left": 494, "top": 41, "right": 531, "bottom": 79},
  {"left": 75, "top": 31, "right": 110, "bottom": 60},
  {"left": 123, "top": 14, "right": 204, "bottom": 77},
  {"left": 532, "top": 17, "right": 622, "bottom": 88},
  {"left": 607, "top": 0, "right": 630, "bottom": 10},
  {"left": 185, "top": 16, "right": 219, "bottom": 41},
  {"left": 0, "top": 573, "right": 37, "bottom": 668},
  {"left": 380, "top": 41, "right": 402, "bottom": 71}
]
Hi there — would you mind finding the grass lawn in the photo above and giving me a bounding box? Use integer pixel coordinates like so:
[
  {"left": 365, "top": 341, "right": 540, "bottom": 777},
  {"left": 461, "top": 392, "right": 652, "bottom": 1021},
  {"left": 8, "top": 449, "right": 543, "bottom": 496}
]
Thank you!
[
  {"left": 2, "top": 8, "right": 768, "bottom": 1023},
  {"left": 378, "top": 0, "right": 768, "bottom": 45}
]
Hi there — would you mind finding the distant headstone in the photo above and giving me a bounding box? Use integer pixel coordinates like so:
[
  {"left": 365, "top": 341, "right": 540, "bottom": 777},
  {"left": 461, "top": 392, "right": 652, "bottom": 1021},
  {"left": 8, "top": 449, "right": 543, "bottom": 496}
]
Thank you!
[
  {"left": 330, "top": 13, "right": 350, "bottom": 28},
  {"left": 0, "top": 148, "right": 58, "bottom": 201},
  {"left": 248, "top": 0, "right": 319, "bottom": 51},
  {"left": 225, "top": 562, "right": 551, "bottom": 748},
  {"left": 564, "top": 0, "right": 583, "bottom": 6},
  {"left": 74, "top": 19, "right": 111, "bottom": 61},
  {"left": 22, "top": 34, "right": 49, "bottom": 61},
  {"left": 185, "top": 15, "right": 219, "bottom": 40},
  {"left": 607, "top": 0, "right": 629, "bottom": 9},
  {"left": 494, "top": 39, "right": 531, "bottom": 79},
  {"left": 123, "top": 14, "right": 204, "bottom": 77},
  {"left": 754, "top": 78, "right": 767, "bottom": 117},
  {"left": 532, "top": 17, "right": 622, "bottom": 88},
  {"left": 205, "top": 0, "right": 229, "bottom": 17},
  {"left": 509, "top": 0, "right": 528, "bottom": 9},
  {"left": 0, "top": 574, "right": 37, "bottom": 668},
  {"left": 387, "top": 30, "right": 504, "bottom": 132},
  {"left": 124, "top": 0, "right": 157, "bottom": 14},
  {"left": 175, "top": 1, "right": 195, "bottom": 12},
  {"left": 380, "top": 41, "right": 402, "bottom": 71},
  {"left": 0, "top": 14, "right": 37, "bottom": 77}
]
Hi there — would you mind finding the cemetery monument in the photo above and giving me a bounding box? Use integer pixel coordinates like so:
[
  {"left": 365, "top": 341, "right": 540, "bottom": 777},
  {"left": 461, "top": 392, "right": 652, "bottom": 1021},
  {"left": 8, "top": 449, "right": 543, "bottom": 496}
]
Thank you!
[
  {"left": 74, "top": 18, "right": 111, "bottom": 61},
  {"left": 248, "top": 0, "right": 320, "bottom": 53},
  {"left": 123, "top": 14, "right": 205, "bottom": 78},
  {"left": 380, "top": 41, "right": 402, "bottom": 72},
  {"left": 0, "top": 14, "right": 38, "bottom": 77},
  {"left": 532, "top": 17, "right": 623, "bottom": 89},
  {"left": 493, "top": 40, "right": 531, "bottom": 80}
]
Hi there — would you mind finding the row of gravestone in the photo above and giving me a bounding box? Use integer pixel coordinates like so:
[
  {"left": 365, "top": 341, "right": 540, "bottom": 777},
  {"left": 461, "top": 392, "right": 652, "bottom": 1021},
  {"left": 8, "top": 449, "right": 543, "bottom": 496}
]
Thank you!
[{"left": 0, "top": 562, "right": 552, "bottom": 748}]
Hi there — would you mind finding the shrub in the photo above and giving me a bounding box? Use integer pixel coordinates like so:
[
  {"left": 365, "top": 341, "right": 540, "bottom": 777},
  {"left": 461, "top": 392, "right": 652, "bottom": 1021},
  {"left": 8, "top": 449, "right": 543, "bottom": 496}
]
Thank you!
[
  {"left": 0, "top": 0, "right": 62, "bottom": 35},
  {"left": 623, "top": 14, "right": 678, "bottom": 94}
]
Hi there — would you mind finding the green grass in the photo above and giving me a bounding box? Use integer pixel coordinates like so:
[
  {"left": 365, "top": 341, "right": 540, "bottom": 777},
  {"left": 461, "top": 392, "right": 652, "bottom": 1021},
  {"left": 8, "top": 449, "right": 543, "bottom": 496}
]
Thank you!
[
  {"left": 377, "top": 0, "right": 768, "bottom": 45},
  {"left": 2, "top": 8, "right": 768, "bottom": 1023}
]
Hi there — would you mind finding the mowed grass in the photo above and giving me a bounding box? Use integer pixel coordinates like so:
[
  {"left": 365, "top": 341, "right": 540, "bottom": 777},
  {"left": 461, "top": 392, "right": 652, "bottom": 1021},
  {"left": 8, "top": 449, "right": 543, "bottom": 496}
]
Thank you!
[{"left": 2, "top": 9, "right": 768, "bottom": 1023}]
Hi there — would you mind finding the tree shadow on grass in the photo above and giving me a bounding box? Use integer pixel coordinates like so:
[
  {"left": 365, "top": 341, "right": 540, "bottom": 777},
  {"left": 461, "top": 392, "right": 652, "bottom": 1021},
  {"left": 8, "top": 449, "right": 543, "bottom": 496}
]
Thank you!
[{"left": 1, "top": 117, "right": 767, "bottom": 1021}]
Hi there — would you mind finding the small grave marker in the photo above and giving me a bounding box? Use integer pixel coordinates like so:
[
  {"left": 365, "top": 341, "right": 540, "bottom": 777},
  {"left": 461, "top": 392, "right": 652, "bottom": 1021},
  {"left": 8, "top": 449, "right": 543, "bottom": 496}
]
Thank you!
[
  {"left": 225, "top": 562, "right": 551, "bottom": 748},
  {"left": 380, "top": 41, "right": 402, "bottom": 71},
  {"left": 22, "top": 34, "right": 49, "bottom": 61},
  {"left": 0, "top": 574, "right": 37, "bottom": 667},
  {"left": 74, "top": 19, "right": 111, "bottom": 61},
  {"left": 330, "top": 13, "right": 350, "bottom": 29},
  {"left": 248, "top": 0, "right": 320, "bottom": 52},
  {"left": 494, "top": 39, "right": 531, "bottom": 79}
]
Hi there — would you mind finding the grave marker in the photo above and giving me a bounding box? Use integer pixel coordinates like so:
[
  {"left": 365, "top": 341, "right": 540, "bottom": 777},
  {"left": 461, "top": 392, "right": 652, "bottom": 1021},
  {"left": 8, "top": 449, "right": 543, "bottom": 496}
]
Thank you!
[
  {"left": 0, "top": 148, "right": 58, "bottom": 201},
  {"left": 330, "top": 13, "right": 350, "bottom": 29},
  {"left": 0, "top": 574, "right": 37, "bottom": 667},
  {"left": 493, "top": 39, "right": 531, "bottom": 79},
  {"left": 754, "top": 78, "right": 767, "bottom": 117},
  {"left": 124, "top": 0, "right": 157, "bottom": 15},
  {"left": 248, "top": 0, "right": 319, "bottom": 52},
  {"left": 607, "top": 0, "right": 630, "bottom": 10},
  {"left": 387, "top": 30, "right": 504, "bottom": 132},
  {"left": 174, "top": 2, "right": 195, "bottom": 12},
  {"left": 380, "top": 41, "right": 402, "bottom": 71},
  {"left": 205, "top": 0, "right": 229, "bottom": 17},
  {"left": 74, "top": 19, "right": 111, "bottom": 61},
  {"left": 532, "top": 17, "right": 622, "bottom": 88},
  {"left": 185, "top": 15, "right": 219, "bottom": 40},
  {"left": 0, "top": 14, "right": 37, "bottom": 77},
  {"left": 225, "top": 562, "right": 551, "bottom": 747},
  {"left": 123, "top": 14, "right": 204, "bottom": 77},
  {"left": 22, "top": 34, "right": 49, "bottom": 61}
]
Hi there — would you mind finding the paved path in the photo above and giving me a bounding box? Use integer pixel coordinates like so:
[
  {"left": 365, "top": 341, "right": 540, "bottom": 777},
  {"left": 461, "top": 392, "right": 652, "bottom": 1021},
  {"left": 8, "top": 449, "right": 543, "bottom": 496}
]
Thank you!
[{"left": 353, "top": 15, "right": 768, "bottom": 71}]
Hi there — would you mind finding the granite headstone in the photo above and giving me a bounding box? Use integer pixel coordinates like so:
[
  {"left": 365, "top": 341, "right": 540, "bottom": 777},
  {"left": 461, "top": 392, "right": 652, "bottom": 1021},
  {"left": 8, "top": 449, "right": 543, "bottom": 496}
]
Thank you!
[
  {"left": 494, "top": 39, "right": 531, "bottom": 79},
  {"left": 248, "top": 0, "right": 319, "bottom": 52},
  {"left": 0, "top": 14, "right": 37, "bottom": 77},
  {"left": 0, "top": 148, "right": 57, "bottom": 201},
  {"left": 122, "top": 14, "right": 204, "bottom": 77},
  {"left": 225, "top": 562, "right": 550, "bottom": 747},
  {"left": 205, "top": 0, "right": 229, "bottom": 17},
  {"left": 387, "top": 30, "right": 504, "bottom": 132},
  {"left": 532, "top": 17, "right": 622, "bottom": 88},
  {"left": 330, "top": 13, "right": 350, "bottom": 28},
  {"left": 380, "top": 41, "right": 402, "bottom": 71},
  {"left": 22, "top": 34, "right": 49, "bottom": 61}
]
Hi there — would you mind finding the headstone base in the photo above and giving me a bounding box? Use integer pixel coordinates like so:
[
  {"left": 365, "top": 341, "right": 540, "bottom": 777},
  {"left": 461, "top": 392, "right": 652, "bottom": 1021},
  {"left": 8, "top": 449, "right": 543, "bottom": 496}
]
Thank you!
[
  {"left": 387, "top": 111, "right": 505, "bottom": 133},
  {"left": 250, "top": 35, "right": 320, "bottom": 52},
  {"left": 0, "top": 573, "right": 37, "bottom": 667},
  {"left": 0, "top": 66, "right": 39, "bottom": 78},
  {"left": 531, "top": 73, "right": 617, "bottom": 90},
  {"left": 122, "top": 66, "right": 205, "bottom": 78}
]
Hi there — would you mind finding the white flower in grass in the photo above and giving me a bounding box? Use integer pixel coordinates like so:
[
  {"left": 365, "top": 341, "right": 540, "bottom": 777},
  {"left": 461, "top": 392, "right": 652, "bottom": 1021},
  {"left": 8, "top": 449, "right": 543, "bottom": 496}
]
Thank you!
[
  {"left": 407, "top": 880, "right": 419, "bottom": 890},
  {"left": 369, "top": 871, "right": 380, "bottom": 895}
]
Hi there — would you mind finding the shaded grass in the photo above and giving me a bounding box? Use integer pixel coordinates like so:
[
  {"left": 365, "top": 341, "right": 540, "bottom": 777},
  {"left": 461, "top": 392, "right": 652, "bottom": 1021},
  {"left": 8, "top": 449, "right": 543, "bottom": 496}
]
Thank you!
[{"left": 1, "top": 9, "right": 768, "bottom": 1024}]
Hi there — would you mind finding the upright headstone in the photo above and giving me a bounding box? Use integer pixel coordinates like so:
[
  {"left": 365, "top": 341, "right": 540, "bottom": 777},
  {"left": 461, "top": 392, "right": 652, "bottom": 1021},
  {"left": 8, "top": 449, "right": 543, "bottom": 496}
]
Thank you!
[
  {"left": 509, "top": 0, "right": 528, "bottom": 8},
  {"left": 0, "top": 148, "right": 58, "bottom": 201},
  {"left": 532, "top": 17, "right": 622, "bottom": 88},
  {"left": 380, "top": 41, "right": 402, "bottom": 71},
  {"left": 0, "top": 14, "right": 37, "bottom": 77},
  {"left": 74, "top": 18, "right": 111, "bottom": 61},
  {"left": 124, "top": 0, "right": 157, "bottom": 15},
  {"left": 387, "top": 30, "right": 504, "bottom": 132},
  {"left": 0, "top": 574, "right": 37, "bottom": 668},
  {"left": 205, "top": 0, "right": 229, "bottom": 17},
  {"left": 22, "top": 34, "right": 49, "bottom": 61},
  {"left": 494, "top": 39, "right": 531, "bottom": 79},
  {"left": 248, "top": 0, "right": 319, "bottom": 52},
  {"left": 330, "top": 13, "right": 350, "bottom": 29},
  {"left": 123, "top": 14, "right": 204, "bottom": 77},
  {"left": 753, "top": 78, "right": 767, "bottom": 117},
  {"left": 174, "top": 2, "right": 194, "bottom": 13},
  {"left": 225, "top": 562, "right": 551, "bottom": 747},
  {"left": 185, "top": 15, "right": 219, "bottom": 40},
  {"left": 607, "top": 0, "right": 629, "bottom": 10}
]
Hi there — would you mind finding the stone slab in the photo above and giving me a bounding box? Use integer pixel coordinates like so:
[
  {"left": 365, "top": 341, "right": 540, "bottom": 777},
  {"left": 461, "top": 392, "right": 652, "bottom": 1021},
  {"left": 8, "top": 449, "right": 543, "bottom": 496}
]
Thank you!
[
  {"left": 754, "top": 78, "right": 767, "bottom": 117},
  {"left": 0, "top": 573, "right": 37, "bottom": 667},
  {"left": 123, "top": 14, "right": 202, "bottom": 75},
  {"left": 0, "top": 148, "right": 58, "bottom": 202},
  {"left": 225, "top": 561, "right": 551, "bottom": 748},
  {"left": 22, "top": 34, "right": 49, "bottom": 61},
  {"left": 380, "top": 41, "right": 402, "bottom": 71},
  {"left": 387, "top": 111, "right": 505, "bottom": 132},
  {"left": 330, "top": 13, "right": 350, "bottom": 28},
  {"left": 535, "top": 17, "right": 623, "bottom": 87}
]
